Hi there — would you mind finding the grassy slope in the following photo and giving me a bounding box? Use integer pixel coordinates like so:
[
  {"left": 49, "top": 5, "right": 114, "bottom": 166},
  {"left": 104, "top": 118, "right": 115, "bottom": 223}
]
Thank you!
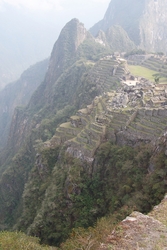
[
  {"left": 128, "top": 65, "right": 167, "bottom": 83},
  {"left": 0, "top": 231, "right": 57, "bottom": 250}
]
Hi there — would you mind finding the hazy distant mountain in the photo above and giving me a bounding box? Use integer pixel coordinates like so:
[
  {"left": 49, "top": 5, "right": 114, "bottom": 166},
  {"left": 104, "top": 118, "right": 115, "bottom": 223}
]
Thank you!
[
  {"left": 90, "top": 0, "right": 167, "bottom": 53},
  {"left": 0, "top": 3, "right": 167, "bottom": 247},
  {"left": 0, "top": 4, "right": 57, "bottom": 89},
  {"left": 0, "top": 18, "right": 112, "bottom": 236},
  {"left": 95, "top": 25, "right": 136, "bottom": 52},
  {"left": 0, "top": 59, "right": 48, "bottom": 149}
]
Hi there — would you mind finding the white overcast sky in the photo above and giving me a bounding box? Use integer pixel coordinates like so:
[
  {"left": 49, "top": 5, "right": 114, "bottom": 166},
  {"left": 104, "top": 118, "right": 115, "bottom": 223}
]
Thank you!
[{"left": 0, "top": 0, "right": 110, "bottom": 29}]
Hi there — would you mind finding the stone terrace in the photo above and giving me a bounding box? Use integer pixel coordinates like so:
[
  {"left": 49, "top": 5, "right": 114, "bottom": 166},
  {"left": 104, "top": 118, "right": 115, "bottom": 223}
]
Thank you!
[{"left": 45, "top": 56, "right": 167, "bottom": 161}]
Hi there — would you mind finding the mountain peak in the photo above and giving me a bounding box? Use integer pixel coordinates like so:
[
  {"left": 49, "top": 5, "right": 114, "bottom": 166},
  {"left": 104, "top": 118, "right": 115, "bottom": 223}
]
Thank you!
[
  {"left": 44, "top": 18, "right": 88, "bottom": 86},
  {"left": 90, "top": 0, "right": 145, "bottom": 45},
  {"left": 52, "top": 18, "right": 87, "bottom": 58},
  {"left": 90, "top": 0, "right": 167, "bottom": 53}
]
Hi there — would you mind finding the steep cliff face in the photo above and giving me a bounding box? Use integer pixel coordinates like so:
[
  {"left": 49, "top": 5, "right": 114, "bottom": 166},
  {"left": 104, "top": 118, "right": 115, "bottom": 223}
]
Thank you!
[
  {"left": 6, "top": 19, "right": 110, "bottom": 154},
  {"left": 12, "top": 56, "right": 167, "bottom": 247},
  {"left": 1, "top": 11, "right": 167, "bottom": 248},
  {"left": 0, "top": 59, "right": 48, "bottom": 149},
  {"left": 43, "top": 19, "right": 88, "bottom": 92},
  {"left": 90, "top": 0, "right": 167, "bottom": 53},
  {"left": 28, "top": 18, "right": 105, "bottom": 112},
  {"left": 140, "top": 0, "right": 167, "bottom": 52},
  {"left": 0, "top": 18, "right": 112, "bottom": 231},
  {"left": 90, "top": 0, "right": 145, "bottom": 45}
]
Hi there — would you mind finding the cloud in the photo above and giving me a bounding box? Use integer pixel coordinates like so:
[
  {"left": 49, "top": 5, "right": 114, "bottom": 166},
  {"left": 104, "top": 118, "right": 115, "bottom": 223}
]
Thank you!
[
  {"left": 91, "top": 0, "right": 110, "bottom": 3},
  {"left": 0, "top": 0, "right": 63, "bottom": 11},
  {"left": 0, "top": 0, "right": 110, "bottom": 10}
]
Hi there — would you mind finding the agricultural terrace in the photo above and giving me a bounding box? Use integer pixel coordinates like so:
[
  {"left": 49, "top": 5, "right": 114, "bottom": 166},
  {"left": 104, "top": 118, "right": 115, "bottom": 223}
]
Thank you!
[{"left": 128, "top": 65, "right": 167, "bottom": 84}]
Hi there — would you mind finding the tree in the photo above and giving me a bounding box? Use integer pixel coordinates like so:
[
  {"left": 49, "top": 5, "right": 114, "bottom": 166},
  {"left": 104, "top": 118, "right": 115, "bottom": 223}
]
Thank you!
[{"left": 153, "top": 74, "right": 160, "bottom": 84}]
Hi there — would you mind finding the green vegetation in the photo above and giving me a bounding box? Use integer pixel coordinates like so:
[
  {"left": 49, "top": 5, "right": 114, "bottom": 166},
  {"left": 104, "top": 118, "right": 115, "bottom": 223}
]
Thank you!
[
  {"left": 106, "top": 25, "right": 136, "bottom": 52},
  {"left": 60, "top": 142, "right": 167, "bottom": 249},
  {"left": 1, "top": 16, "right": 167, "bottom": 250},
  {"left": 13, "top": 140, "right": 167, "bottom": 248},
  {"left": 149, "top": 197, "right": 167, "bottom": 227},
  {"left": 153, "top": 73, "right": 161, "bottom": 84},
  {"left": 77, "top": 38, "right": 111, "bottom": 61},
  {"left": 0, "top": 231, "right": 56, "bottom": 250},
  {"left": 125, "top": 48, "right": 146, "bottom": 57},
  {"left": 0, "top": 32, "right": 118, "bottom": 238},
  {"left": 128, "top": 65, "right": 163, "bottom": 82}
]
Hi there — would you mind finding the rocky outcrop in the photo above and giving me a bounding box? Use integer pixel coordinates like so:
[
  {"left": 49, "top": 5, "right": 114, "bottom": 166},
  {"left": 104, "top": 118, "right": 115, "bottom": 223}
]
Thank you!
[
  {"left": 140, "top": 0, "right": 167, "bottom": 52},
  {"left": 0, "top": 19, "right": 115, "bottom": 230},
  {"left": 90, "top": 0, "right": 145, "bottom": 45},
  {"left": 5, "top": 19, "right": 108, "bottom": 155},
  {"left": 44, "top": 19, "right": 88, "bottom": 89},
  {"left": 99, "top": 195, "right": 167, "bottom": 249},
  {"left": 27, "top": 19, "right": 90, "bottom": 112},
  {"left": 90, "top": 0, "right": 167, "bottom": 53}
]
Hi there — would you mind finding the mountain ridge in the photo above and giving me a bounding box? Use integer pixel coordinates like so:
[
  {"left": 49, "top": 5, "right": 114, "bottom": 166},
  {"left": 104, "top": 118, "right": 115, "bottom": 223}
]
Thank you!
[
  {"left": 0, "top": 59, "right": 48, "bottom": 150},
  {"left": 0, "top": 5, "right": 167, "bottom": 249},
  {"left": 90, "top": 0, "right": 167, "bottom": 53}
]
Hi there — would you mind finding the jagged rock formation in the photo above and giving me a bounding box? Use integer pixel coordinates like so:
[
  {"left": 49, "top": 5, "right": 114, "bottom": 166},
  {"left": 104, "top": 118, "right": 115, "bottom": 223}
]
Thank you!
[
  {"left": 43, "top": 18, "right": 88, "bottom": 93},
  {"left": 5, "top": 19, "right": 111, "bottom": 154},
  {"left": 0, "top": 19, "right": 114, "bottom": 231},
  {"left": 90, "top": 0, "right": 145, "bottom": 45},
  {"left": 1, "top": 14, "right": 167, "bottom": 248},
  {"left": 90, "top": 0, "right": 167, "bottom": 53},
  {"left": 99, "top": 195, "right": 167, "bottom": 249},
  {"left": 0, "top": 59, "right": 48, "bottom": 149}
]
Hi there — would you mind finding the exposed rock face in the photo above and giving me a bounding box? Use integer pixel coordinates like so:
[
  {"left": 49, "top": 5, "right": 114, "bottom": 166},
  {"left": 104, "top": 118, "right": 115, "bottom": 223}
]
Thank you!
[
  {"left": 6, "top": 19, "right": 93, "bottom": 153},
  {"left": 99, "top": 195, "right": 167, "bottom": 249},
  {"left": 28, "top": 18, "right": 95, "bottom": 113},
  {"left": 0, "top": 18, "right": 113, "bottom": 230},
  {"left": 1, "top": 13, "right": 167, "bottom": 246},
  {"left": 90, "top": 0, "right": 145, "bottom": 45},
  {"left": 90, "top": 0, "right": 167, "bottom": 53},
  {"left": 44, "top": 18, "right": 88, "bottom": 89},
  {"left": 140, "top": 0, "right": 167, "bottom": 52}
]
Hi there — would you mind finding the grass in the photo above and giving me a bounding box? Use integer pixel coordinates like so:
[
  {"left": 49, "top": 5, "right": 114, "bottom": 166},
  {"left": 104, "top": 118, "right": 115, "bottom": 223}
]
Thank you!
[
  {"left": 78, "top": 108, "right": 88, "bottom": 114},
  {"left": 128, "top": 65, "right": 167, "bottom": 83},
  {"left": 159, "top": 77, "right": 167, "bottom": 83},
  {"left": 149, "top": 195, "right": 167, "bottom": 226},
  {"left": 60, "top": 122, "right": 72, "bottom": 128},
  {"left": 70, "top": 115, "right": 80, "bottom": 120},
  {"left": 0, "top": 231, "right": 56, "bottom": 250}
]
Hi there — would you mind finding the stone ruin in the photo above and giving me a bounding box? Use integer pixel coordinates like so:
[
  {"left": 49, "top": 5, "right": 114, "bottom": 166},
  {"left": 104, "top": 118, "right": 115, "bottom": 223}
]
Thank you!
[{"left": 44, "top": 57, "right": 167, "bottom": 162}]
